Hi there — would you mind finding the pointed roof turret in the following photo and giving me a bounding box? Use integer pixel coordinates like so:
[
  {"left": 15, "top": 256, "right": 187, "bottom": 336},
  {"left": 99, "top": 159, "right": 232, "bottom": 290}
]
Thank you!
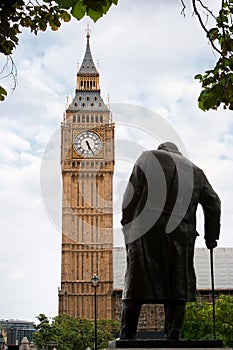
[
  {"left": 66, "top": 26, "right": 109, "bottom": 113},
  {"left": 77, "top": 25, "right": 99, "bottom": 76}
]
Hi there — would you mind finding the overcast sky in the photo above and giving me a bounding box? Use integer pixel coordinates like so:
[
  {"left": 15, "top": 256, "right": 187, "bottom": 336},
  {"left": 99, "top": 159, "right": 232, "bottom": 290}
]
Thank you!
[{"left": 0, "top": 0, "right": 232, "bottom": 323}]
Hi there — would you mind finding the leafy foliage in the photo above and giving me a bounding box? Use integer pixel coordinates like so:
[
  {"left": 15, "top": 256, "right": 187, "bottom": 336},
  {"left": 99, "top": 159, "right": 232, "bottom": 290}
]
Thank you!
[
  {"left": 193, "top": 0, "right": 233, "bottom": 111},
  {"left": 33, "top": 313, "right": 120, "bottom": 350},
  {"left": 55, "top": 0, "right": 118, "bottom": 22},
  {"left": 0, "top": 0, "right": 71, "bottom": 101},
  {"left": 182, "top": 295, "right": 233, "bottom": 347},
  {"left": 0, "top": 0, "right": 71, "bottom": 56}
]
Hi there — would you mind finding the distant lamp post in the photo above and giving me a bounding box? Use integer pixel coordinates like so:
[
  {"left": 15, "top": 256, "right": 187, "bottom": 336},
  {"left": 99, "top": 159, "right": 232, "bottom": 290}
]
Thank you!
[{"left": 91, "top": 274, "right": 99, "bottom": 350}]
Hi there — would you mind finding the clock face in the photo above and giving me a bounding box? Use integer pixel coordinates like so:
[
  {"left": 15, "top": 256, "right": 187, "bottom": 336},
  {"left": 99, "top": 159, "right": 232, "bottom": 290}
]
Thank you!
[{"left": 73, "top": 131, "right": 102, "bottom": 157}]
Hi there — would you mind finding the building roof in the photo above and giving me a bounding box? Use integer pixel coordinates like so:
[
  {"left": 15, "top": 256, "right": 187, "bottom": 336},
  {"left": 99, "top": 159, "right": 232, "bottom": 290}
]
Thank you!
[
  {"left": 113, "top": 247, "right": 233, "bottom": 291},
  {"left": 67, "top": 91, "right": 109, "bottom": 113},
  {"left": 0, "top": 319, "right": 35, "bottom": 327}
]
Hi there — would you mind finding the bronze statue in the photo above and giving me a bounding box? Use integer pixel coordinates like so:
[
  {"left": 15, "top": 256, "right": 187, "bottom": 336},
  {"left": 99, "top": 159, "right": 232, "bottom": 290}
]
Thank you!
[{"left": 120, "top": 142, "right": 221, "bottom": 340}]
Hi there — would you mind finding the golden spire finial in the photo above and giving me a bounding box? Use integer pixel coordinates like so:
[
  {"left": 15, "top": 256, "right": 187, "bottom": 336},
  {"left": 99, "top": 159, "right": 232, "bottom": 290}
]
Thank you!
[{"left": 86, "top": 23, "right": 91, "bottom": 38}]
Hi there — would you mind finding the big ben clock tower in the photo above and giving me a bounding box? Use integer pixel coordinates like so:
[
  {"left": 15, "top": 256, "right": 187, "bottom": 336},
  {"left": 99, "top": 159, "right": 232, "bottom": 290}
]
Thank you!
[{"left": 59, "top": 27, "right": 115, "bottom": 320}]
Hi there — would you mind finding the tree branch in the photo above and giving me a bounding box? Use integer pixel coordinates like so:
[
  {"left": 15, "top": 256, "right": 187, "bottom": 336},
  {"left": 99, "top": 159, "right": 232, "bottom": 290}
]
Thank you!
[
  {"left": 180, "top": 0, "right": 186, "bottom": 17},
  {"left": 0, "top": 55, "right": 18, "bottom": 91},
  {"left": 196, "top": 0, "right": 217, "bottom": 20},
  {"left": 192, "top": 0, "right": 223, "bottom": 57}
]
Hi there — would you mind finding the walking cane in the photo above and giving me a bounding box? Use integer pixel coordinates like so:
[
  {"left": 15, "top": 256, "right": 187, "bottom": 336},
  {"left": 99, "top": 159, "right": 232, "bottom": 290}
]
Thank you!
[{"left": 210, "top": 248, "right": 216, "bottom": 339}]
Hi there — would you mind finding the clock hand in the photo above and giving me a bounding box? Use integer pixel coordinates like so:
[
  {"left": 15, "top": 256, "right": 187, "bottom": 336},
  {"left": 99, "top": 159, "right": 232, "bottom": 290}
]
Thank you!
[{"left": 86, "top": 140, "right": 94, "bottom": 155}]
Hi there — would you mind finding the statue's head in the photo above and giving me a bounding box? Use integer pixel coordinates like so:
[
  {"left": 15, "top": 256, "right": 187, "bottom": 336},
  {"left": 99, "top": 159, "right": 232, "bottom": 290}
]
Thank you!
[{"left": 158, "top": 142, "right": 180, "bottom": 153}]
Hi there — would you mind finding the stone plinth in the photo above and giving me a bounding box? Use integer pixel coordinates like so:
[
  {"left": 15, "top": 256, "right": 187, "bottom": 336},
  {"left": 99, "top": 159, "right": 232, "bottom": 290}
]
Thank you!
[{"left": 108, "top": 339, "right": 224, "bottom": 349}]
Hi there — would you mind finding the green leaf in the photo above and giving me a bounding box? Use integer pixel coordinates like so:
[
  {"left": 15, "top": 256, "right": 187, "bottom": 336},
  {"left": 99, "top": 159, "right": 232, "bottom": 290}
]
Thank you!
[
  {"left": 60, "top": 10, "right": 71, "bottom": 22},
  {"left": 208, "top": 27, "right": 219, "bottom": 41},
  {"left": 0, "top": 86, "right": 7, "bottom": 101},
  {"left": 198, "top": 97, "right": 206, "bottom": 111},
  {"left": 87, "top": 8, "right": 103, "bottom": 22},
  {"left": 102, "top": 1, "right": 113, "bottom": 14},
  {"left": 71, "top": 1, "right": 86, "bottom": 20},
  {"left": 55, "top": 0, "right": 77, "bottom": 9},
  {"left": 39, "top": 21, "right": 47, "bottom": 31},
  {"left": 194, "top": 74, "right": 203, "bottom": 80}
]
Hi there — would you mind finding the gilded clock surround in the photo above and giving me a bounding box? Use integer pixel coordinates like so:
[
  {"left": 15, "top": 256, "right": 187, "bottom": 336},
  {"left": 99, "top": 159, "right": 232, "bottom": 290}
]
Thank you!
[{"left": 73, "top": 130, "right": 102, "bottom": 157}]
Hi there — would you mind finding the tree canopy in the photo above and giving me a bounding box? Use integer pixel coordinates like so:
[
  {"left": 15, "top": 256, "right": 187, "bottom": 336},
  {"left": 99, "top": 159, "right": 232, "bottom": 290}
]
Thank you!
[
  {"left": 182, "top": 295, "right": 233, "bottom": 347},
  {"left": 192, "top": 0, "right": 233, "bottom": 111},
  {"left": 33, "top": 296, "right": 233, "bottom": 349},
  {"left": 0, "top": 0, "right": 233, "bottom": 111},
  {"left": 33, "top": 313, "right": 120, "bottom": 350}
]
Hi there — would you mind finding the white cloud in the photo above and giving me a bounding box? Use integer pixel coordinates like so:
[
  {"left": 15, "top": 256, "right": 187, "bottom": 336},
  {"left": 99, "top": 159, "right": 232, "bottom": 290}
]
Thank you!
[
  {"left": 0, "top": 157, "right": 60, "bottom": 321},
  {"left": 0, "top": 129, "right": 31, "bottom": 162}
]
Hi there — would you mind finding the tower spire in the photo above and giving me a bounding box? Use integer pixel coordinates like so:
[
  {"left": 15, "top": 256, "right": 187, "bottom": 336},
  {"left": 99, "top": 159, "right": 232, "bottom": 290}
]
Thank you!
[
  {"left": 67, "top": 27, "right": 109, "bottom": 113},
  {"left": 77, "top": 25, "right": 98, "bottom": 76}
]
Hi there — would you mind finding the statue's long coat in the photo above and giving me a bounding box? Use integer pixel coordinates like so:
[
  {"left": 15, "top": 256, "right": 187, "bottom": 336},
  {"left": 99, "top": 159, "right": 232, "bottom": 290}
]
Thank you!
[{"left": 121, "top": 148, "right": 221, "bottom": 302}]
